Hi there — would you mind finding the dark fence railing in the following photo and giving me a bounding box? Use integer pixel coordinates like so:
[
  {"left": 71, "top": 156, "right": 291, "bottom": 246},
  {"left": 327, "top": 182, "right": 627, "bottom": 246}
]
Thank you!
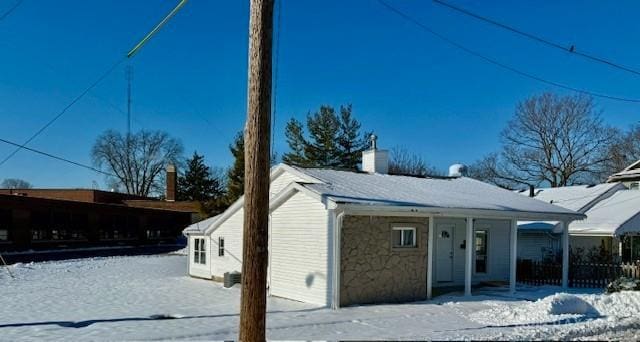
[{"left": 517, "top": 260, "right": 640, "bottom": 288}]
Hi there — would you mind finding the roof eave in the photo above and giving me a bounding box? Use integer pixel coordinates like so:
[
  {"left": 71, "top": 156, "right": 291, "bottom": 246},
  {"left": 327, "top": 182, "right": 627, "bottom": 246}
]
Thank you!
[{"left": 335, "top": 203, "right": 585, "bottom": 221}]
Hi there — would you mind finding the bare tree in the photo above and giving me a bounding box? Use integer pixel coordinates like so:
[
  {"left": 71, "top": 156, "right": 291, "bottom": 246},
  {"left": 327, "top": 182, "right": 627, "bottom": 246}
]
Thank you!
[
  {"left": 91, "top": 130, "right": 183, "bottom": 196},
  {"left": 1, "top": 178, "right": 32, "bottom": 189},
  {"left": 388, "top": 147, "right": 440, "bottom": 177},
  {"left": 600, "top": 124, "right": 640, "bottom": 176},
  {"left": 471, "top": 93, "right": 617, "bottom": 188}
]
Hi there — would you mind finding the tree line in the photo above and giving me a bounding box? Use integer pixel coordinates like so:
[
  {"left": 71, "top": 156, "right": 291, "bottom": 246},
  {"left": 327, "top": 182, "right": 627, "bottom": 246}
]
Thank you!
[
  {"left": 84, "top": 92, "right": 631, "bottom": 217},
  {"left": 88, "top": 104, "right": 436, "bottom": 216},
  {"left": 468, "top": 92, "right": 640, "bottom": 189}
]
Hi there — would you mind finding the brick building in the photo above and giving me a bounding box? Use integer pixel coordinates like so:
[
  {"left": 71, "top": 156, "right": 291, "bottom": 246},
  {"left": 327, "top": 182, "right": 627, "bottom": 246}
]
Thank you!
[{"left": 0, "top": 167, "right": 198, "bottom": 253}]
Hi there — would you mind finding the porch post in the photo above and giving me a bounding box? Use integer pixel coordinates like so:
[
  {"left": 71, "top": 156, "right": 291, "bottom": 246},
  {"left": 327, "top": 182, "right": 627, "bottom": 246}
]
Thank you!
[
  {"left": 509, "top": 219, "right": 517, "bottom": 294},
  {"left": 561, "top": 220, "right": 569, "bottom": 288},
  {"left": 427, "top": 216, "right": 434, "bottom": 299},
  {"left": 465, "top": 217, "right": 473, "bottom": 296},
  {"left": 619, "top": 239, "right": 623, "bottom": 261}
]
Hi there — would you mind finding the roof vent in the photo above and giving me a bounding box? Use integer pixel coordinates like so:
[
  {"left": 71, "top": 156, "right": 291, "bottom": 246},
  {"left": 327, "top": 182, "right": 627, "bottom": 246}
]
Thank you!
[{"left": 448, "top": 164, "right": 467, "bottom": 178}]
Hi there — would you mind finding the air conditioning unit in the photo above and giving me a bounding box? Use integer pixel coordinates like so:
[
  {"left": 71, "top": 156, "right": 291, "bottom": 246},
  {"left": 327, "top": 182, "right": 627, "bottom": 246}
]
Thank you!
[{"left": 223, "top": 271, "right": 241, "bottom": 288}]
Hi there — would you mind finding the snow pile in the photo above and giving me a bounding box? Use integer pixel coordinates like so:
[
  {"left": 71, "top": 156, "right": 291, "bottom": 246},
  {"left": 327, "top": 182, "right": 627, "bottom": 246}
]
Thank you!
[
  {"left": 545, "top": 294, "right": 597, "bottom": 315},
  {"left": 168, "top": 247, "right": 188, "bottom": 256},
  {"left": 470, "top": 290, "right": 640, "bottom": 340}
]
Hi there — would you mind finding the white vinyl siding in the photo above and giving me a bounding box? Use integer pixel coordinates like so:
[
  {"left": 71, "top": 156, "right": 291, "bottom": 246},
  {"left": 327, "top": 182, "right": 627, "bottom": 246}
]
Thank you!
[
  {"left": 269, "top": 190, "right": 330, "bottom": 306},
  {"left": 518, "top": 231, "right": 560, "bottom": 261},
  {"left": 270, "top": 172, "right": 305, "bottom": 197},
  {"left": 188, "top": 235, "right": 211, "bottom": 279},
  {"left": 210, "top": 207, "right": 244, "bottom": 279}
]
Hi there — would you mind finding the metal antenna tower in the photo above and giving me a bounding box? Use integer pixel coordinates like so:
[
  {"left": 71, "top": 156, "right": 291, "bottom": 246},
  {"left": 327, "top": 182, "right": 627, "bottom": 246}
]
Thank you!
[{"left": 125, "top": 65, "right": 133, "bottom": 135}]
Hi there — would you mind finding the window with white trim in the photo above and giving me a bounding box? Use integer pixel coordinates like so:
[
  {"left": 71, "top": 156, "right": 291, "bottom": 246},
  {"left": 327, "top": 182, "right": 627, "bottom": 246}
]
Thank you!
[
  {"left": 392, "top": 227, "right": 416, "bottom": 248},
  {"left": 194, "top": 238, "right": 206, "bottom": 264},
  {"left": 218, "top": 237, "right": 225, "bottom": 256}
]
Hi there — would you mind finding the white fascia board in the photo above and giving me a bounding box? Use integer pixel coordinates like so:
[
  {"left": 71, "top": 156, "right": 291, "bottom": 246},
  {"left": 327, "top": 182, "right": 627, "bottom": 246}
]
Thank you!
[
  {"left": 203, "top": 182, "right": 330, "bottom": 235},
  {"left": 337, "top": 203, "right": 585, "bottom": 222},
  {"left": 268, "top": 182, "right": 332, "bottom": 213},
  {"left": 569, "top": 232, "right": 613, "bottom": 237},
  {"left": 183, "top": 230, "right": 206, "bottom": 236},
  {"left": 270, "top": 163, "right": 323, "bottom": 184},
  {"left": 202, "top": 195, "right": 245, "bottom": 235}
]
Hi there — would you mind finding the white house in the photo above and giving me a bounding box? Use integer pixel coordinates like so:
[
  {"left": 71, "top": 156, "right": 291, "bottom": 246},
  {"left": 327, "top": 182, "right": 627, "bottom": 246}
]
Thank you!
[
  {"left": 184, "top": 143, "right": 583, "bottom": 308},
  {"left": 515, "top": 183, "right": 624, "bottom": 262},
  {"left": 608, "top": 159, "right": 640, "bottom": 188},
  {"left": 516, "top": 183, "right": 640, "bottom": 262}
]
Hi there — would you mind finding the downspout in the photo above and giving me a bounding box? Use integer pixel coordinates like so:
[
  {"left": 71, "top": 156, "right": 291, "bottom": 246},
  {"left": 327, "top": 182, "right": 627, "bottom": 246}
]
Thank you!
[{"left": 332, "top": 211, "right": 345, "bottom": 310}]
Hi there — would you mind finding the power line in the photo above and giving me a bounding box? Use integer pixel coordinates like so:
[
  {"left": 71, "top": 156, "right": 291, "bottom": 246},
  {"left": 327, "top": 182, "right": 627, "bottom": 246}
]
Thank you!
[
  {"left": 0, "top": 0, "right": 23, "bottom": 22},
  {"left": 376, "top": 0, "right": 640, "bottom": 103},
  {"left": 432, "top": 0, "right": 640, "bottom": 77},
  {"left": 0, "top": 57, "right": 127, "bottom": 168},
  {"left": 0, "top": 0, "right": 188, "bottom": 168},
  {"left": 0, "top": 137, "right": 115, "bottom": 177},
  {"left": 127, "top": 0, "right": 188, "bottom": 58}
]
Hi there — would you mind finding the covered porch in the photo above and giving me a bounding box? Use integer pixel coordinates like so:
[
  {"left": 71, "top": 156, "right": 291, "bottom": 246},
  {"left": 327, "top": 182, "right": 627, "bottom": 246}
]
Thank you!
[
  {"left": 426, "top": 215, "right": 573, "bottom": 298},
  {"left": 336, "top": 207, "right": 577, "bottom": 306}
]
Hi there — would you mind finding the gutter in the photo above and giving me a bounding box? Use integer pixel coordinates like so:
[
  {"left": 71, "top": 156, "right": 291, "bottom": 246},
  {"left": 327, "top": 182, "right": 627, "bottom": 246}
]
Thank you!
[{"left": 338, "top": 203, "right": 585, "bottom": 222}]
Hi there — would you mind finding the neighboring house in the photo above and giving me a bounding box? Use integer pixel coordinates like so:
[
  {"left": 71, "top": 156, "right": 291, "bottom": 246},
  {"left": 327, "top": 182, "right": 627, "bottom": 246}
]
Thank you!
[
  {"left": 515, "top": 183, "right": 640, "bottom": 262},
  {"left": 0, "top": 166, "right": 198, "bottom": 253},
  {"left": 571, "top": 190, "right": 640, "bottom": 262},
  {"left": 515, "top": 183, "right": 624, "bottom": 262},
  {"left": 608, "top": 159, "right": 640, "bottom": 189},
  {"left": 184, "top": 141, "right": 582, "bottom": 308}
]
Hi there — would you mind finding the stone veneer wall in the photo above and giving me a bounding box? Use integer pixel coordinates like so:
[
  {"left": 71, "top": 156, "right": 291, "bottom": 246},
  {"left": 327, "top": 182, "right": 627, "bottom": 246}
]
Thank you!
[{"left": 340, "top": 215, "right": 428, "bottom": 306}]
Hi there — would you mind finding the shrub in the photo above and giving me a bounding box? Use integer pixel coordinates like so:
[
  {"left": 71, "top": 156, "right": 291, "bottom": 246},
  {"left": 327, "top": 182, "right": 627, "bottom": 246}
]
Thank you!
[{"left": 606, "top": 277, "right": 640, "bottom": 293}]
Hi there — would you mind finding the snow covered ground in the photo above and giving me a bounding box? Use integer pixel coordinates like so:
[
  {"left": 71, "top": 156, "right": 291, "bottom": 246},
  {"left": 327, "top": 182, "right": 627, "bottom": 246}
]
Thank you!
[{"left": 1, "top": 254, "right": 639, "bottom": 340}]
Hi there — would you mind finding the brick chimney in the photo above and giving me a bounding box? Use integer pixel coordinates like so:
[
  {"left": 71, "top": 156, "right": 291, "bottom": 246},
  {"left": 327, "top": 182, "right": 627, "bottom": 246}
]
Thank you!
[{"left": 166, "top": 164, "right": 177, "bottom": 201}]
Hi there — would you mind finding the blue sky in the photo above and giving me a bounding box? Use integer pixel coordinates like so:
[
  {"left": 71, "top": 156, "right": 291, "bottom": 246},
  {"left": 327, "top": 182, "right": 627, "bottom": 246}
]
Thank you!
[{"left": 1, "top": 0, "right": 639, "bottom": 188}]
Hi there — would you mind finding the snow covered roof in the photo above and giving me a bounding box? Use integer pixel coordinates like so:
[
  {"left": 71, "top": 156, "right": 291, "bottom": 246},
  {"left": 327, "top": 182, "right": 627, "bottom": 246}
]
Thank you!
[
  {"left": 570, "top": 190, "right": 640, "bottom": 236},
  {"left": 518, "top": 183, "right": 624, "bottom": 213},
  {"left": 292, "top": 167, "right": 582, "bottom": 219},
  {"left": 608, "top": 159, "right": 640, "bottom": 182},
  {"left": 183, "top": 214, "right": 222, "bottom": 235}
]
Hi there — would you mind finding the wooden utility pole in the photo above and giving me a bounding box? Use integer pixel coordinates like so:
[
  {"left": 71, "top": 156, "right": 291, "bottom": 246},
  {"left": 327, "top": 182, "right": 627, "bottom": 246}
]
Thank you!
[{"left": 239, "top": 0, "right": 274, "bottom": 341}]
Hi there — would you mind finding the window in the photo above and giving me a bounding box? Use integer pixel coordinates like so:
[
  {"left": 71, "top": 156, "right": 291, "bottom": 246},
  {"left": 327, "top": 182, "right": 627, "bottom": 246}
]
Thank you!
[
  {"left": 475, "top": 230, "right": 488, "bottom": 273},
  {"left": 630, "top": 182, "right": 640, "bottom": 190},
  {"left": 392, "top": 227, "right": 416, "bottom": 248},
  {"left": 194, "top": 238, "right": 206, "bottom": 264},
  {"left": 31, "top": 210, "right": 51, "bottom": 241},
  {"left": 218, "top": 237, "right": 225, "bottom": 256},
  {"left": 0, "top": 209, "right": 11, "bottom": 242}
]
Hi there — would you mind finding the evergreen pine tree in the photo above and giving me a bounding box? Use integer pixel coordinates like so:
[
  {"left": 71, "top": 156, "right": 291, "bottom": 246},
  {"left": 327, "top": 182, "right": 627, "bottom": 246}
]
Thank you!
[
  {"left": 177, "top": 152, "right": 223, "bottom": 202},
  {"left": 225, "top": 131, "right": 245, "bottom": 204},
  {"left": 282, "top": 104, "right": 369, "bottom": 170}
]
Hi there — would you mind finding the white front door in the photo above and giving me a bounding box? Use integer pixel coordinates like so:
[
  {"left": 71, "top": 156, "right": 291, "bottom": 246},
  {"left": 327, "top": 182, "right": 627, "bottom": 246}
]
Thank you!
[{"left": 436, "top": 224, "right": 454, "bottom": 282}]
